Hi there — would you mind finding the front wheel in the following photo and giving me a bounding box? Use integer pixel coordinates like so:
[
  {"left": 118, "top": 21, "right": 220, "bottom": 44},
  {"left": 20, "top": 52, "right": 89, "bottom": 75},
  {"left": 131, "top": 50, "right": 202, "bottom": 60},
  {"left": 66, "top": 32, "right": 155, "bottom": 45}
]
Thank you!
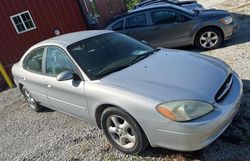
[
  {"left": 22, "top": 86, "right": 43, "bottom": 112},
  {"left": 195, "top": 28, "right": 223, "bottom": 50},
  {"left": 101, "top": 107, "right": 149, "bottom": 155}
]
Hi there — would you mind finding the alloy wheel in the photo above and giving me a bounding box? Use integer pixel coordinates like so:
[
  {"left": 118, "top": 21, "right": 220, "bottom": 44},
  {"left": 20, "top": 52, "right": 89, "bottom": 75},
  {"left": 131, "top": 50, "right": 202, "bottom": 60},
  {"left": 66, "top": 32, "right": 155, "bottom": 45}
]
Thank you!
[
  {"left": 106, "top": 115, "right": 136, "bottom": 149},
  {"left": 24, "top": 90, "right": 36, "bottom": 109},
  {"left": 200, "top": 31, "right": 218, "bottom": 49}
]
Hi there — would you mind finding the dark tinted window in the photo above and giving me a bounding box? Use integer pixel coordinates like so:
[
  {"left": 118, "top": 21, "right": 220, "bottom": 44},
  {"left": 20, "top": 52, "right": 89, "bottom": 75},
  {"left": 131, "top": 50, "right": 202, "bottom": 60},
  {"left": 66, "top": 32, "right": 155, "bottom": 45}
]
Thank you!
[
  {"left": 67, "top": 32, "right": 153, "bottom": 79},
  {"left": 46, "top": 47, "right": 74, "bottom": 76},
  {"left": 112, "top": 20, "right": 123, "bottom": 31},
  {"left": 23, "top": 48, "right": 44, "bottom": 73},
  {"left": 125, "top": 14, "right": 147, "bottom": 29},
  {"left": 151, "top": 10, "right": 187, "bottom": 25}
]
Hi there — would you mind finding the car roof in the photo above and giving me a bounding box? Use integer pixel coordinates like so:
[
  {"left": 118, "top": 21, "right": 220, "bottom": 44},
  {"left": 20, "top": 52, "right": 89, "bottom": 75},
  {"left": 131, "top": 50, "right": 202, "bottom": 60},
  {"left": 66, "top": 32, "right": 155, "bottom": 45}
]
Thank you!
[
  {"left": 107, "top": 3, "right": 193, "bottom": 26},
  {"left": 34, "top": 30, "right": 113, "bottom": 48},
  {"left": 136, "top": 0, "right": 196, "bottom": 7},
  {"left": 107, "top": 4, "right": 175, "bottom": 25},
  {"left": 130, "top": 3, "right": 174, "bottom": 13},
  {"left": 136, "top": 0, "right": 178, "bottom": 8},
  {"left": 135, "top": 2, "right": 171, "bottom": 9}
]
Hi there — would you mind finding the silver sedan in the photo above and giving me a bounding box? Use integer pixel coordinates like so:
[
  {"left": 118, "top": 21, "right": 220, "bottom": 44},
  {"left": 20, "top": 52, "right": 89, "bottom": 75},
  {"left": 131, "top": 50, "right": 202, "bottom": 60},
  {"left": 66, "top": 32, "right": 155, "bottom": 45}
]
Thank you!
[{"left": 12, "top": 30, "right": 242, "bottom": 154}]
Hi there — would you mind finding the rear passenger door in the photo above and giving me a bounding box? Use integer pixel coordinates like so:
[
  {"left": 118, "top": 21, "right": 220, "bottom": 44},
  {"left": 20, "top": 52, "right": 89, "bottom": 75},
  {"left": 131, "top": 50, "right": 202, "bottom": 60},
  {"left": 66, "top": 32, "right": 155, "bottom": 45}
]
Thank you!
[
  {"left": 22, "top": 47, "right": 49, "bottom": 107},
  {"left": 124, "top": 13, "right": 154, "bottom": 43},
  {"left": 149, "top": 9, "right": 192, "bottom": 47}
]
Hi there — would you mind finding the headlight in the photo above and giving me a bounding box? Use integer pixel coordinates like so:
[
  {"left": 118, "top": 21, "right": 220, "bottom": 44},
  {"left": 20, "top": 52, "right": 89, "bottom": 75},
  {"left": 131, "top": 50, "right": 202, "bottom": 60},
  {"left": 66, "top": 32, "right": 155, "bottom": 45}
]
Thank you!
[
  {"left": 220, "top": 16, "right": 233, "bottom": 25},
  {"left": 156, "top": 100, "right": 214, "bottom": 122}
]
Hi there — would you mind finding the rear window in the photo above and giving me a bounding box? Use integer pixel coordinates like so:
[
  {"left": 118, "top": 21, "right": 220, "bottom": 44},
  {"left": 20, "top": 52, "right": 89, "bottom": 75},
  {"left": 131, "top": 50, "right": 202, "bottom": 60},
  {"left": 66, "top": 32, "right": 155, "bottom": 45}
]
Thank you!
[
  {"left": 23, "top": 48, "right": 44, "bottom": 73},
  {"left": 125, "top": 14, "right": 147, "bottom": 29},
  {"left": 112, "top": 20, "right": 124, "bottom": 31}
]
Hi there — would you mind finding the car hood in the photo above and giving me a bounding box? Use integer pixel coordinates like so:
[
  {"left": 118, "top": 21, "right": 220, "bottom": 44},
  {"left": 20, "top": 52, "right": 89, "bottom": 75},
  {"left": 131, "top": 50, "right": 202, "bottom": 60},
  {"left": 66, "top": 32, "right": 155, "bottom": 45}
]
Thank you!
[
  {"left": 181, "top": 3, "right": 204, "bottom": 11},
  {"left": 101, "top": 49, "right": 231, "bottom": 103},
  {"left": 198, "top": 9, "right": 230, "bottom": 18}
]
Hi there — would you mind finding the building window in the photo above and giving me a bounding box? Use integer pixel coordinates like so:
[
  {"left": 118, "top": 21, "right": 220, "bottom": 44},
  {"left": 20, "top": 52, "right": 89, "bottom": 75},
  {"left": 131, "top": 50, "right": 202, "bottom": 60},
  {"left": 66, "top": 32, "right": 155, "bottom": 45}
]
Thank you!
[
  {"left": 89, "top": 0, "right": 99, "bottom": 16},
  {"left": 10, "top": 11, "right": 36, "bottom": 34},
  {"left": 107, "top": 0, "right": 114, "bottom": 13}
]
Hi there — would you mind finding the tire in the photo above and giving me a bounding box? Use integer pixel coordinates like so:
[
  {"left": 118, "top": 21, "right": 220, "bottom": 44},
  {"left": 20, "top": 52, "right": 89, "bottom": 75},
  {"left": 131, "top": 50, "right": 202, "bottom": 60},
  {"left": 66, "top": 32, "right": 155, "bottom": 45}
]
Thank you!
[
  {"left": 195, "top": 27, "right": 223, "bottom": 50},
  {"left": 22, "top": 86, "right": 43, "bottom": 112},
  {"left": 101, "top": 107, "right": 149, "bottom": 155}
]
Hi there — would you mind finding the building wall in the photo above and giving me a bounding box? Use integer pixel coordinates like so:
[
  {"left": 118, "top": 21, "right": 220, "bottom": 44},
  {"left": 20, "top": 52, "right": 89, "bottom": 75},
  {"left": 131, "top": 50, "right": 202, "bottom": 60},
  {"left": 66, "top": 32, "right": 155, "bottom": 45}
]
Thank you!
[
  {"left": 80, "top": 0, "right": 126, "bottom": 29},
  {"left": 0, "top": 0, "right": 87, "bottom": 88},
  {"left": 95, "top": 0, "right": 127, "bottom": 28}
]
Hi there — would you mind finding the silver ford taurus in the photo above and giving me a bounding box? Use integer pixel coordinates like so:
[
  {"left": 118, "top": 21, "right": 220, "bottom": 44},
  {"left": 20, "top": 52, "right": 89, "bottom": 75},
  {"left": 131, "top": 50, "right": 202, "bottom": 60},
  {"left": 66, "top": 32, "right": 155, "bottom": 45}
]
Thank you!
[{"left": 12, "top": 30, "right": 242, "bottom": 154}]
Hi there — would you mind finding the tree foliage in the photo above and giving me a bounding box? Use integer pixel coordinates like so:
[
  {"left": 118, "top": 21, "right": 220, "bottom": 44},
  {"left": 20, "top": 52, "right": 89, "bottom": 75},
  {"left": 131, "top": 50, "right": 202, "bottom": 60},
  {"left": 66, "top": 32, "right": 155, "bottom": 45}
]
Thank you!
[{"left": 125, "top": 0, "right": 142, "bottom": 10}]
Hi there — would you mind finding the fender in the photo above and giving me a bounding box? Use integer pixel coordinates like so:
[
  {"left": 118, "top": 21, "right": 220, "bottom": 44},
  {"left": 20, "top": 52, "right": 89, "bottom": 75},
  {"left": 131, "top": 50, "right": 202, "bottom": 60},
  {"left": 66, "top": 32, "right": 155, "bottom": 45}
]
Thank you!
[{"left": 191, "top": 22, "right": 225, "bottom": 45}]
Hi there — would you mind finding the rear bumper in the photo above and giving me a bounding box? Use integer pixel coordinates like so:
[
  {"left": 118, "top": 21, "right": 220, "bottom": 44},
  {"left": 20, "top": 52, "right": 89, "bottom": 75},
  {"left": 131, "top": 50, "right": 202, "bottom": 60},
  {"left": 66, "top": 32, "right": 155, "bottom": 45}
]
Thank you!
[{"left": 140, "top": 73, "right": 243, "bottom": 151}]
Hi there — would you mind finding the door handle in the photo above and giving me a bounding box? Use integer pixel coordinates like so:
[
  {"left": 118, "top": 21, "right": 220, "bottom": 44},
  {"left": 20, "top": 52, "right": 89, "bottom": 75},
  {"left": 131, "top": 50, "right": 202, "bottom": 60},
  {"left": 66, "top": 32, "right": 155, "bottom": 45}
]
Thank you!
[
  {"left": 22, "top": 77, "right": 26, "bottom": 80},
  {"left": 45, "top": 84, "right": 52, "bottom": 88}
]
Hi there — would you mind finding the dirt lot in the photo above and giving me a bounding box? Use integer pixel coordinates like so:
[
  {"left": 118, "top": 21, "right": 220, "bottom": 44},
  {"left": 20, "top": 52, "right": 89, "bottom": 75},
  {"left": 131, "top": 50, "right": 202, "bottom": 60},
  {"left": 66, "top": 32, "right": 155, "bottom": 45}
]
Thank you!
[{"left": 0, "top": 0, "right": 250, "bottom": 160}]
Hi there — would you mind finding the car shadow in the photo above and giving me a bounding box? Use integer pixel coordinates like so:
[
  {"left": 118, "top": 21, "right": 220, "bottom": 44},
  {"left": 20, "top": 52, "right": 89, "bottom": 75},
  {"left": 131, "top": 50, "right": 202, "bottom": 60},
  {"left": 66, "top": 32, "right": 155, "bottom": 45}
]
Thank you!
[
  {"left": 177, "top": 13, "right": 250, "bottom": 52},
  {"left": 39, "top": 105, "right": 55, "bottom": 113},
  {"left": 139, "top": 79, "right": 250, "bottom": 160},
  {"left": 140, "top": 146, "right": 203, "bottom": 160},
  {"left": 221, "top": 13, "right": 250, "bottom": 47}
]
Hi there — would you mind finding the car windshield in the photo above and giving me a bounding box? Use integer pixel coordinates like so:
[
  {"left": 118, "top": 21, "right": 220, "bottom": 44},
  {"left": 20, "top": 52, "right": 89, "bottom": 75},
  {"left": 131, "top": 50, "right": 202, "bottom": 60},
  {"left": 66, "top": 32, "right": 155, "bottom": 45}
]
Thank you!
[{"left": 67, "top": 32, "right": 155, "bottom": 80}]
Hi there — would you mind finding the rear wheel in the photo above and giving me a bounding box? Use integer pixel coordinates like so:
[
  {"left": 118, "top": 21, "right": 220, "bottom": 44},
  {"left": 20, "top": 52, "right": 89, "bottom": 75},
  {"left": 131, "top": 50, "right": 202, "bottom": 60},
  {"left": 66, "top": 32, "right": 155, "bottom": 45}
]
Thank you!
[
  {"left": 101, "top": 107, "right": 148, "bottom": 155},
  {"left": 195, "top": 28, "right": 223, "bottom": 50},
  {"left": 22, "top": 86, "right": 43, "bottom": 112}
]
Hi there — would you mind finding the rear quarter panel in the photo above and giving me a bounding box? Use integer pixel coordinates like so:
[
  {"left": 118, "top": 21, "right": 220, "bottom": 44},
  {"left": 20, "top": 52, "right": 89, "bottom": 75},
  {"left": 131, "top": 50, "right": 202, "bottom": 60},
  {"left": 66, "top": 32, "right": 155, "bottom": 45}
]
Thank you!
[{"left": 11, "top": 62, "right": 24, "bottom": 89}]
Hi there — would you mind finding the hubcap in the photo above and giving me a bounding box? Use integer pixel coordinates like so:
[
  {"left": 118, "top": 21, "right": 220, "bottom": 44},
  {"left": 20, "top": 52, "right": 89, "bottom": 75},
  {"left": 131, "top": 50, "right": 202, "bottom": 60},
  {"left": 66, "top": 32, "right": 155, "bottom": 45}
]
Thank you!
[
  {"left": 24, "top": 90, "right": 36, "bottom": 109},
  {"left": 200, "top": 31, "right": 218, "bottom": 48},
  {"left": 106, "top": 115, "right": 136, "bottom": 149}
]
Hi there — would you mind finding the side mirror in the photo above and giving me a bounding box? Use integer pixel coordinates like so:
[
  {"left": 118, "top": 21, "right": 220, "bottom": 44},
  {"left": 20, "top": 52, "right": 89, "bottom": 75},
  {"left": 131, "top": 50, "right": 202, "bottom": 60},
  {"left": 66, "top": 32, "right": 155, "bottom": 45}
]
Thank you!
[
  {"left": 56, "top": 70, "right": 73, "bottom": 81},
  {"left": 141, "top": 40, "right": 149, "bottom": 45}
]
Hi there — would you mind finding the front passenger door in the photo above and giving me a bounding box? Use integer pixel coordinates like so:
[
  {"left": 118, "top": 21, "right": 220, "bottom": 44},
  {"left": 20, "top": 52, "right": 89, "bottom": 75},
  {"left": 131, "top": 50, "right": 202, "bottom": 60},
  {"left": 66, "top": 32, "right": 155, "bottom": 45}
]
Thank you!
[
  {"left": 43, "top": 46, "right": 89, "bottom": 120},
  {"left": 149, "top": 9, "right": 192, "bottom": 47}
]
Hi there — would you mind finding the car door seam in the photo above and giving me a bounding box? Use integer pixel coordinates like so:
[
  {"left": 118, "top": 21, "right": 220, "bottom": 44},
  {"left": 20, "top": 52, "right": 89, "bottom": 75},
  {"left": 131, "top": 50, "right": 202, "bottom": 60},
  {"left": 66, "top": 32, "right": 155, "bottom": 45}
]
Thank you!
[{"left": 48, "top": 96, "right": 87, "bottom": 110}]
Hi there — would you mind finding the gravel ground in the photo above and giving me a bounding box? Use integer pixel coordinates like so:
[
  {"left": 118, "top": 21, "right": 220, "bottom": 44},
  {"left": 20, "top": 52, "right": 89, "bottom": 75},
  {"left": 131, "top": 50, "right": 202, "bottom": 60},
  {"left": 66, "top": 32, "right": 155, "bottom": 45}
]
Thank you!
[{"left": 1, "top": 0, "right": 250, "bottom": 160}]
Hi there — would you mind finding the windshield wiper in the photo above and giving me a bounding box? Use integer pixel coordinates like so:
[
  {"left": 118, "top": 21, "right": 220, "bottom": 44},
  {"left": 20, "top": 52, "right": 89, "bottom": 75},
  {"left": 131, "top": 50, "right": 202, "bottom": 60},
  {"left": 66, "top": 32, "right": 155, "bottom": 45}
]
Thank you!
[
  {"left": 93, "top": 48, "right": 161, "bottom": 79},
  {"left": 93, "top": 64, "right": 131, "bottom": 79},
  {"left": 129, "top": 48, "right": 161, "bottom": 65}
]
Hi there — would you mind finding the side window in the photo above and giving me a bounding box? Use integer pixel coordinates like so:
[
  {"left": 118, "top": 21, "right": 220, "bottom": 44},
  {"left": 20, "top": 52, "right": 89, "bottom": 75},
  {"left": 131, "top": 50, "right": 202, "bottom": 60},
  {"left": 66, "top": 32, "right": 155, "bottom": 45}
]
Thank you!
[
  {"left": 125, "top": 14, "right": 147, "bottom": 29},
  {"left": 151, "top": 10, "right": 187, "bottom": 25},
  {"left": 23, "top": 48, "right": 44, "bottom": 73},
  {"left": 46, "top": 47, "right": 74, "bottom": 76},
  {"left": 112, "top": 20, "right": 124, "bottom": 31}
]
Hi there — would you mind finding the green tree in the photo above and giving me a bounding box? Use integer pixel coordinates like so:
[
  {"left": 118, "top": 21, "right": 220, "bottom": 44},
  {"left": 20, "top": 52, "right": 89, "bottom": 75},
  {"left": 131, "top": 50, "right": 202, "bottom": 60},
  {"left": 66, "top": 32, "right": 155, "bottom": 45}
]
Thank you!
[{"left": 125, "top": 0, "right": 142, "bottom": 10}]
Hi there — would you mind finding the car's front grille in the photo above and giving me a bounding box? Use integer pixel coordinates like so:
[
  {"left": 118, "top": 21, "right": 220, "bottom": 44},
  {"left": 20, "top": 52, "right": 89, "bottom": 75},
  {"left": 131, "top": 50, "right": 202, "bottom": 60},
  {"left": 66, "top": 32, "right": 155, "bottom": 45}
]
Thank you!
[{"left": 215, "top": 74, "right": 233, "bottom": 102}]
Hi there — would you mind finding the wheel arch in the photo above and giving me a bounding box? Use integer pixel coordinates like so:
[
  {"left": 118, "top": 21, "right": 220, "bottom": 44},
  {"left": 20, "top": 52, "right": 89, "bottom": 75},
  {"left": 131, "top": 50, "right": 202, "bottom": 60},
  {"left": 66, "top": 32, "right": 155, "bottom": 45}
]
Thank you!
[
  {"left": 192, "top": 25, "right": 225, "bottom": 45},
  {"left": 95, "top": 103, "right": 115, "bottom": 129},
  {"left": 94, "top": 103, "right": 148, "bottom": 137},
  {"left": 95, "top": 103, "right": 151, "bottom": 150},
  {"left": 19, "top": 83, "right": 24, "bottom": 93}
]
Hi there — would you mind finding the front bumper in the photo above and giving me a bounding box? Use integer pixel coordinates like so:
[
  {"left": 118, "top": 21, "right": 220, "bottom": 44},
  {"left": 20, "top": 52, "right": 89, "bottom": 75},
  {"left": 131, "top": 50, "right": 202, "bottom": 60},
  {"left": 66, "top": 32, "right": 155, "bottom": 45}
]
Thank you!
[
  {"left": 140, "top": 73, "right": 242, "bottom": 151},
  {"left": 224, "top": 21, "right": 238, "bottom": 40}
]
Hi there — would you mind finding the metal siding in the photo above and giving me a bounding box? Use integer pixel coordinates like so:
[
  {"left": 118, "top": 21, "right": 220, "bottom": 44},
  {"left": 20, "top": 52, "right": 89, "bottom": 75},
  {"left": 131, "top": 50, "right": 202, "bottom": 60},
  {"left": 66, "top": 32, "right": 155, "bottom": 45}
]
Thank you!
[
  {"left": 0, "top": 0, "right": 87, "bottom": 88},
  {"left": 80, "top": 0, "right": 126, "bottom": 29}
]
